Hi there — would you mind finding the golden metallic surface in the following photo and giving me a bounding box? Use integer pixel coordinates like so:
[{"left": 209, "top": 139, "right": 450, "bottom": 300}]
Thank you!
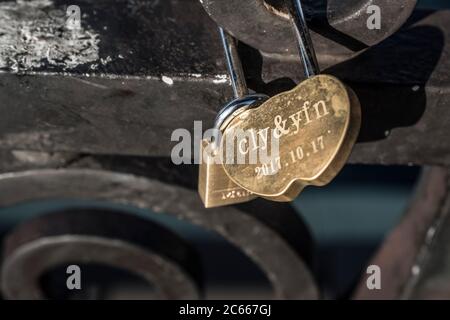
[
  {"left": 221, "top": 75, "right": 361, "bottom": 199},
  {"left": 265, "top": 85, "right": 361, "bottom": 201},
  {"left": 198, "top": 139, "right": 256, "bottom": 208}
]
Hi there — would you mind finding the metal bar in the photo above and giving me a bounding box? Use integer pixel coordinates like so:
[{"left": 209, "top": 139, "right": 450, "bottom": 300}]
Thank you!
[
  {"left": 1, "top": 209, "right": 203, "bottom": 299},
  {"left": 218, "top": 27, "right": 248, "bottom": 98},
  {"left": 285, "top": 0, "right": 320, "bottom": 77},
  {"left": 0, "top": 0, "right": 447, "bottom": 166},
  {"left": 0, "top": 163, "right": 319, "bottom": 299},
  {"left": 353, "top": 167, "right": 449, "bottom": 299},
  {"left": 200, "top": 0, "right": 417, "bottom": 56}
]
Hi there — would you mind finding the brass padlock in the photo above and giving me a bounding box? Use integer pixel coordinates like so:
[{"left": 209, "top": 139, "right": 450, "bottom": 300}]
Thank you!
[
  {"left": 199, "top": 95, "right": 267, "bottom": 208},
  {"left": 219, "top": 0, "right": 361, "bottom": 201},
  {"left": 198, "top": 28, "right": 268, "bottom": 208}
]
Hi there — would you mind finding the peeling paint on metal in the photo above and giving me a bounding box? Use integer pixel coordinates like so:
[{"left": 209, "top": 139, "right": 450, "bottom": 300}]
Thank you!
[{"left": 0, "top": 0, "right": 101, "bottom": 72}]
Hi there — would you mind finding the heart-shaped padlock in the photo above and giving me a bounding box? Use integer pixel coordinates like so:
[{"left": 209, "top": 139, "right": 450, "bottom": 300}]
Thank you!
[
  {"left": 220, "top": 74, "right": 360, "bottom": 200},
  {"left": 218, "top": 0, "right": 361, "bottom": 201}
]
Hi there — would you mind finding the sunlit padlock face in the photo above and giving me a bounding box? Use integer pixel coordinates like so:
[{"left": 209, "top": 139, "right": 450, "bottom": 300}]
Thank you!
[
  {"left": 199, "top": 139, "right": 256, "bottom": 208},
  {"left": 221, "top": 75, "right": 356, "bottom": 198}
]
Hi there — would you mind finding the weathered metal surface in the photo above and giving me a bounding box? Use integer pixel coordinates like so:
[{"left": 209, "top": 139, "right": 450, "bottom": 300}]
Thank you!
[
  {"left": 0, "top": 154, "right": 318, "bottom": 299},
  {"left": 403, "top": 173, "right": 450, "bottom": 299},
  {"left": 1, "top": 209, "right": 202, "bottom": 300},
  {"left": 353, "top": 167, "right": 449, "bottom": 299},
  {"left": 0, "top": 0, "right": 224, "bottom": 76},
  {"left": 201, "top": 0, "right": 416, "bottom": 58},
  {"left": 0, "top": 6, "right": 447, "bottom": 166}
]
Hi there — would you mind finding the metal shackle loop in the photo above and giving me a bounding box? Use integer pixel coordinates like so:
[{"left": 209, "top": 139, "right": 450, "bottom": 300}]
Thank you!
[
  {"left": 214, "top": 94, "right": 268, "bottom": 130},
  {"left": 285, "top": 0, "right": 320, "bottom": 78},
  {"left": 212, "top": 28, "right": 269, "bottom": 147},
  {"left": 219, "top": 27, "right": 248, "bottom": 99}
]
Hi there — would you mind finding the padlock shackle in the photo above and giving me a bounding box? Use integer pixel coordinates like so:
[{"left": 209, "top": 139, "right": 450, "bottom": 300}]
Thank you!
[
  {"left": 286, "top": 0, "right": 320, "bottom": 77},
  {"left": 219, "top": 27, "right": 249, "bottom": 98}
]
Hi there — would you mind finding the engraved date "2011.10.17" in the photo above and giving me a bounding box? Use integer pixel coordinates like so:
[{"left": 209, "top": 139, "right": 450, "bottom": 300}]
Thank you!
[{"left": 255, "top": 135, "right": 326, "bottom": 178}]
